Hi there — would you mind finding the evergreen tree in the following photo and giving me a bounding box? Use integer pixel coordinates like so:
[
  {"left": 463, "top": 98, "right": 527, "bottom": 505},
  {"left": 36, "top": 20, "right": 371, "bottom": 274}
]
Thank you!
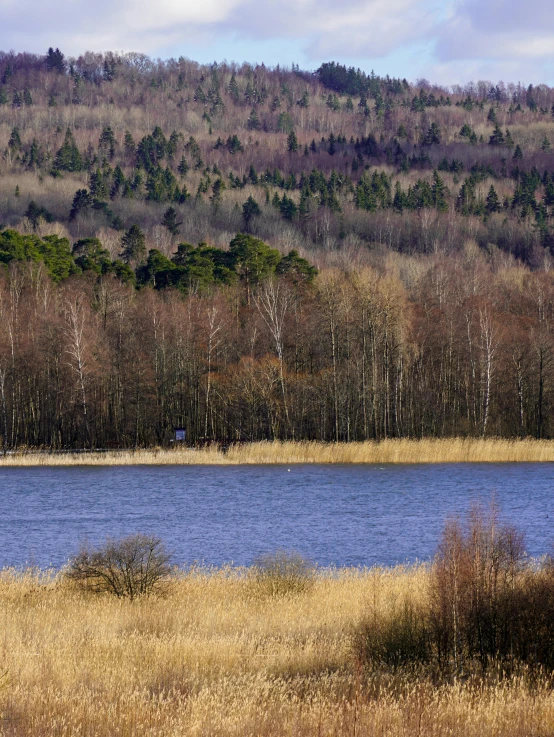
[
  {"left": 432, "top": 171, "right": 448, "bottom": 212},
  {"left": 513, "top": 144, "right": 524, "bottom": 160},
  {"left": 489, "top": 124, "right": 505, "bottom": 146},
  {"left": 287, "top": 130, "right": 299, "bottom": 153},
  {"left": 242, "top": 196, "right": 261, "bottom": 230},
  {"left": 485, "top": 185, "right": 501, "bottom": 214},
  {"left": 120, "top": 225, "right": 146, "bottom": 264},
  {"left": 246, "top": 108, "right": 261, "bottom": 131},
  {"left": 54, "top": 128, "right": 82, "bottom": 172},
  {"left": 422, "top": 122, "right": 441, "bottom": 145},
  {"left": 228, "top": 74, "right": 239, "bottom": 104},
  {"left": 98, "top": 126, "right": 116, "bottom": 159},
  {"left": 541, "top": 136, "right": 551, "bottom": 152},
  {"left": 487, "top": 106, "right": 497, "bottom": 124},
  {"left": 8, "top": 127, "right": 21, "bottom": 151},
  {"left": 124, "top": 131, "right": 135, "bottom": 159},
  {"left": 69, "top": 189, "right": 93, "bottom": 220},
  {"left": 45, "top": 47, "right": 66, "bottom": 74},
  {"left": 161, "top": 207, "right": 182, "bottom": 235},
  {"left": 176, "top": 155, "right": 188, "bottom": 177}
]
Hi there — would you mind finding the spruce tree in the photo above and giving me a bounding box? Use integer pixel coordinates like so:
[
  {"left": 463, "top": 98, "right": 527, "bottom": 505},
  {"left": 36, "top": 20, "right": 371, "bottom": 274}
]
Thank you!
[
  {"left": 45, "top": 47, "right": 66, "bottom": 74},
  {"left": 161, "top": 207, "right": 182, "bottom": 235},
  {"left": 247, "top": 108, "right": 261, "bottom": 131},
  {"left": 489, "top": 124, "right": 505, "bottom": 146},
  {"left": 54, "top": 128, "right": 82, "bottom": 172},
  {"left": 485, "top": 185, "right": 501, "bottom": 214},
  {"left": 242, "top": 196, "right": 261, "bottom": 230},
  {"left": 287, "top": 130, "right": 299, "bottom": 153},
  {"left": 120, "top": 225, "right": 146, "bottom": 264}
]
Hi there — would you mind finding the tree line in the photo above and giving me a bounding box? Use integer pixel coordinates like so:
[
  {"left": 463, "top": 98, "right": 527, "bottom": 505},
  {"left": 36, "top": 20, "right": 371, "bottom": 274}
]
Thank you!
[{"left": 0, "top": 242, "right": 553, "bottom": 448}]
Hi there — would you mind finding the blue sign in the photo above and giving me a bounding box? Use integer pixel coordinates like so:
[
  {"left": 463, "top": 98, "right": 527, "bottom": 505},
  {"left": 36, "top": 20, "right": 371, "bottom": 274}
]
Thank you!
[{"left": 175, "top": 428, "right": 186, "bottom": 441}]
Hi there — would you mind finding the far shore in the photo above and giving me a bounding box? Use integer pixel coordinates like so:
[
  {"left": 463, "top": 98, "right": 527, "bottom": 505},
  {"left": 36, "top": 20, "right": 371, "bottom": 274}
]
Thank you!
[{"left": 1, "top": 438, "right": 554, "bottom": 466}]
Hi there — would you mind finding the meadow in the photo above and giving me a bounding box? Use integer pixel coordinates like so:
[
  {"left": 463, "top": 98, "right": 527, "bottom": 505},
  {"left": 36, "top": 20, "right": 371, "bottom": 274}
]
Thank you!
[
  {"left": 3, "top": 437, "right": 554, "bottom": 465},
  {"left": 1, "top": 564, "right": 553, "bottom": 737}
]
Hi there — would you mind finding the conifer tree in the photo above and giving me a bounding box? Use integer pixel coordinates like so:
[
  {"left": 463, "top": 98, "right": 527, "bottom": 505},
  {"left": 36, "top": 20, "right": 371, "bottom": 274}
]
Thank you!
[
  {"left": 486, "top": 185, "right": 501, "bottom": 214},
  {"left": 287, "top": 130, "right": 299, "bottom": 153},
  {"left": 54, "top": 128, "right": 82, "bottom": 172},
  {"left": 161, "top": 207, "right": 182, "bottom": 235},
  {"left": 120, "top": 225, "right": 146, "bottom": 264},
  {"left": 489, "top": 124, "right": 505, "bottom": 146}
]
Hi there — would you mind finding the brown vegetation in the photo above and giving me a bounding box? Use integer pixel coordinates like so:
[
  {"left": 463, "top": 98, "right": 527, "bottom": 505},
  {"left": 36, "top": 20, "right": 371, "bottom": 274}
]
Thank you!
[
  {"left": 1, "top": 561, "right": 554, "bottom": 736},
  {"left": 5, "top": 438, "right": 554, "bottom": 465}
]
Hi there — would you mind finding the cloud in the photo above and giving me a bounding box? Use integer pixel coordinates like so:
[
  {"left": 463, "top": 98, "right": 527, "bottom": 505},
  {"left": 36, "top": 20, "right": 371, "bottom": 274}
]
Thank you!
[
  {"left": 436, "top": 0, "right": 554, "bottom": 63},
  {"left": 0, "top": 0, "right": 553, "bottom": 84},
  {"left": 0, "top": 0, "right": 438, "bottom": 59}
]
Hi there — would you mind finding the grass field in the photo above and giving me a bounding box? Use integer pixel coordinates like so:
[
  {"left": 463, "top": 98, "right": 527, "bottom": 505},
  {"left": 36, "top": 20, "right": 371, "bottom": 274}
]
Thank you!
[
  {"left": 2, "top": 438, "right": 554, "bottom": 466},
  {"left": 0, "top": 566, "right": 552, "bottom": 736}
]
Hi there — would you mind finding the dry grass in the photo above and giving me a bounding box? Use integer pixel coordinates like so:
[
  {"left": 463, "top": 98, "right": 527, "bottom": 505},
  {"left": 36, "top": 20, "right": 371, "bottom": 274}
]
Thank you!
[
  {"left": 0, "top": 566, "right": 553, "bottom": 736},
  {"left": 3, "top": 437, "right": 554, "bottom": 466}
]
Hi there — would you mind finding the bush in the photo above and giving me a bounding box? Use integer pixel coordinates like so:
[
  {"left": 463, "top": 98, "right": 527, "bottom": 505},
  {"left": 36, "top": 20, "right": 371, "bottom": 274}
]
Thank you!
[
  {"left": 354, "top": 600, "right": 431, "bottom": 671},
  {"left": 250, "top": 551, "right": 315, "bottom": 598},
  {"left": 67, "top": 533, "right": 172, "bottom": 600},
  {"left": 354, "top": 504, "right": 554, "bottom": 679}
]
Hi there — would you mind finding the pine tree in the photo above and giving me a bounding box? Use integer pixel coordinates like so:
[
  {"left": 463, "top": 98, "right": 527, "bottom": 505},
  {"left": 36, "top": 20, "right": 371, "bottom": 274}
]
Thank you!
[
  {"left": 513, "top": 144, "right": 524, "bottom": 160},
  {"left": 541, "top": 136, "right": 551, "bottom": 152},
  {"left": 487, "top": 106, "right": 497, "bottom": 124}
]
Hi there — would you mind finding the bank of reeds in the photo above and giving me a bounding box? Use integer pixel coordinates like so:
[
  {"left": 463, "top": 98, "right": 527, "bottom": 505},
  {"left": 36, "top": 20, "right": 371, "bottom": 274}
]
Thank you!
[
  {"left": 1, "top": 565, "right": 553, "bottom": 736},
  {"left": 2, "top": 437, "right": 554, "bottom": 466}
]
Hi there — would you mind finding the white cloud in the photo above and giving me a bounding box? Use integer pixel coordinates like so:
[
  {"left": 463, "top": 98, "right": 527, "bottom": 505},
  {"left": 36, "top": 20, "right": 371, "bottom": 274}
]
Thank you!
[
  {"left": 0, "top": 0, "right": 438, "bottom": 58},
  {"left": 0, "top": 0, "right": 553, "bottom": 84}
]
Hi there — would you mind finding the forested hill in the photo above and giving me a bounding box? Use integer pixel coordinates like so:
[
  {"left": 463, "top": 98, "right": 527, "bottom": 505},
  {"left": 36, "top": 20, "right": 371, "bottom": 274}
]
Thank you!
[
  {"left": 2, "top": 50, "right": 554, "bottom": 447},
  {"left": 2, "top": 50, "right": 554, "bottom": 264}
]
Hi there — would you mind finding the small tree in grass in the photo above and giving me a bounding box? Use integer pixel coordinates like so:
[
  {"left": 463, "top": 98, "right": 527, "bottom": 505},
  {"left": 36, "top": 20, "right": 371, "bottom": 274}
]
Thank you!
[{"left": 67, "top": 533, "right": 172, "bottom": 600}]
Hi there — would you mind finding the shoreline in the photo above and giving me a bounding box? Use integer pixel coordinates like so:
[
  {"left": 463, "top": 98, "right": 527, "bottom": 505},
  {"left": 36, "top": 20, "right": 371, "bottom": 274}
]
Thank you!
[{"left": 1, "top": 437, "right": 554, "bottom": 466}]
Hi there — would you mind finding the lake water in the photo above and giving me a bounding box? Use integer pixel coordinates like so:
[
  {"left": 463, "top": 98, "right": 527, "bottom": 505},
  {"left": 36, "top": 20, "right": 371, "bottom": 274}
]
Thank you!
[{"left": 0, "top": 463, "right": 553, "bottom": 569}]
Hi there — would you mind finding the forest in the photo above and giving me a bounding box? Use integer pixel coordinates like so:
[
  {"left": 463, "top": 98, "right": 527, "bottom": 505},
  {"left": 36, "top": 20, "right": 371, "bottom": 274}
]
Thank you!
[{"left": 1, "top": 49, "right": 554, "bottom": 446}]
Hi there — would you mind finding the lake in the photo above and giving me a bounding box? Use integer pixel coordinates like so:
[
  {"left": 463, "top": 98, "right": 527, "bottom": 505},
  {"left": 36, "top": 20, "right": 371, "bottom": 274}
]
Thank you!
[{"left": 0, "top": 463, "right": 553, "bottom": 569}]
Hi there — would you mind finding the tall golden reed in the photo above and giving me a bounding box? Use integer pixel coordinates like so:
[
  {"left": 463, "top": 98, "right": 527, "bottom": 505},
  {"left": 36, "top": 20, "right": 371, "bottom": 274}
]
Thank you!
[
  {"left": 0, "top": 566, "right": 553, "bottom": 736},
  {"left": 1, "top": 438, "right": 554, "bottom": 466}
]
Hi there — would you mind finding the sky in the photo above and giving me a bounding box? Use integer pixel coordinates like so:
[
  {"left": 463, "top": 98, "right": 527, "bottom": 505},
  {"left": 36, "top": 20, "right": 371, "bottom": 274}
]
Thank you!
[{"left": 1, "top": 0, "right": 554, "bottom": 86}]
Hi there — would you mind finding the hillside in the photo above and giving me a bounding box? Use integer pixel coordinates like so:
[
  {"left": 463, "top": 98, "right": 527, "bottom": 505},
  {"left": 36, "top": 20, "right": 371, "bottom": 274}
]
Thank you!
[
  {"left": 1, "top": 50, "right": 554, "bottom": 447},
  {"left": 2, "top": 50, "right": 554, "bottom": 262}
]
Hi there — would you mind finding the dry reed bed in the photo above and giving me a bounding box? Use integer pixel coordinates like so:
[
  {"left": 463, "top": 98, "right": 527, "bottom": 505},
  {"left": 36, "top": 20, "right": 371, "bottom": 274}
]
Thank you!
[
  {"left": 3, "top": 438, "right": 554, "bottom": 466},
  {"left": 0, "top": 567, "right": 553, "bottom": 736}
]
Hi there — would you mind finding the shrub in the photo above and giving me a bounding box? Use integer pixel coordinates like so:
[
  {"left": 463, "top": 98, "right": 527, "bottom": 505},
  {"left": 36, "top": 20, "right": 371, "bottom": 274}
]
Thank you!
[
  {"left": 353, "top": 600, "right": 431, "bottom": 672},
  {"left": 66, "top": 533, "right": 172, "bottom": 600},
  {"left": 354, "top": 504, "right": 554, "bottom": 679},
  {"left": 250, "top": 551, "right": 315, "bottom": 598}
]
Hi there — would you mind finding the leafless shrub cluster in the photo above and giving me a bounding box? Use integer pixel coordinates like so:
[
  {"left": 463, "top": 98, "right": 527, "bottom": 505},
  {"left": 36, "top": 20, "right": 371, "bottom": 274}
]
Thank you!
[
  {"left": 355, "top": 504, "right": 554, "bottom": 678},
  {"left": 249, "top": 550, "right": 315, "bottom": 598},
  {"left": 66, "top": 533, "right": 172, "bottom": 600}
]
